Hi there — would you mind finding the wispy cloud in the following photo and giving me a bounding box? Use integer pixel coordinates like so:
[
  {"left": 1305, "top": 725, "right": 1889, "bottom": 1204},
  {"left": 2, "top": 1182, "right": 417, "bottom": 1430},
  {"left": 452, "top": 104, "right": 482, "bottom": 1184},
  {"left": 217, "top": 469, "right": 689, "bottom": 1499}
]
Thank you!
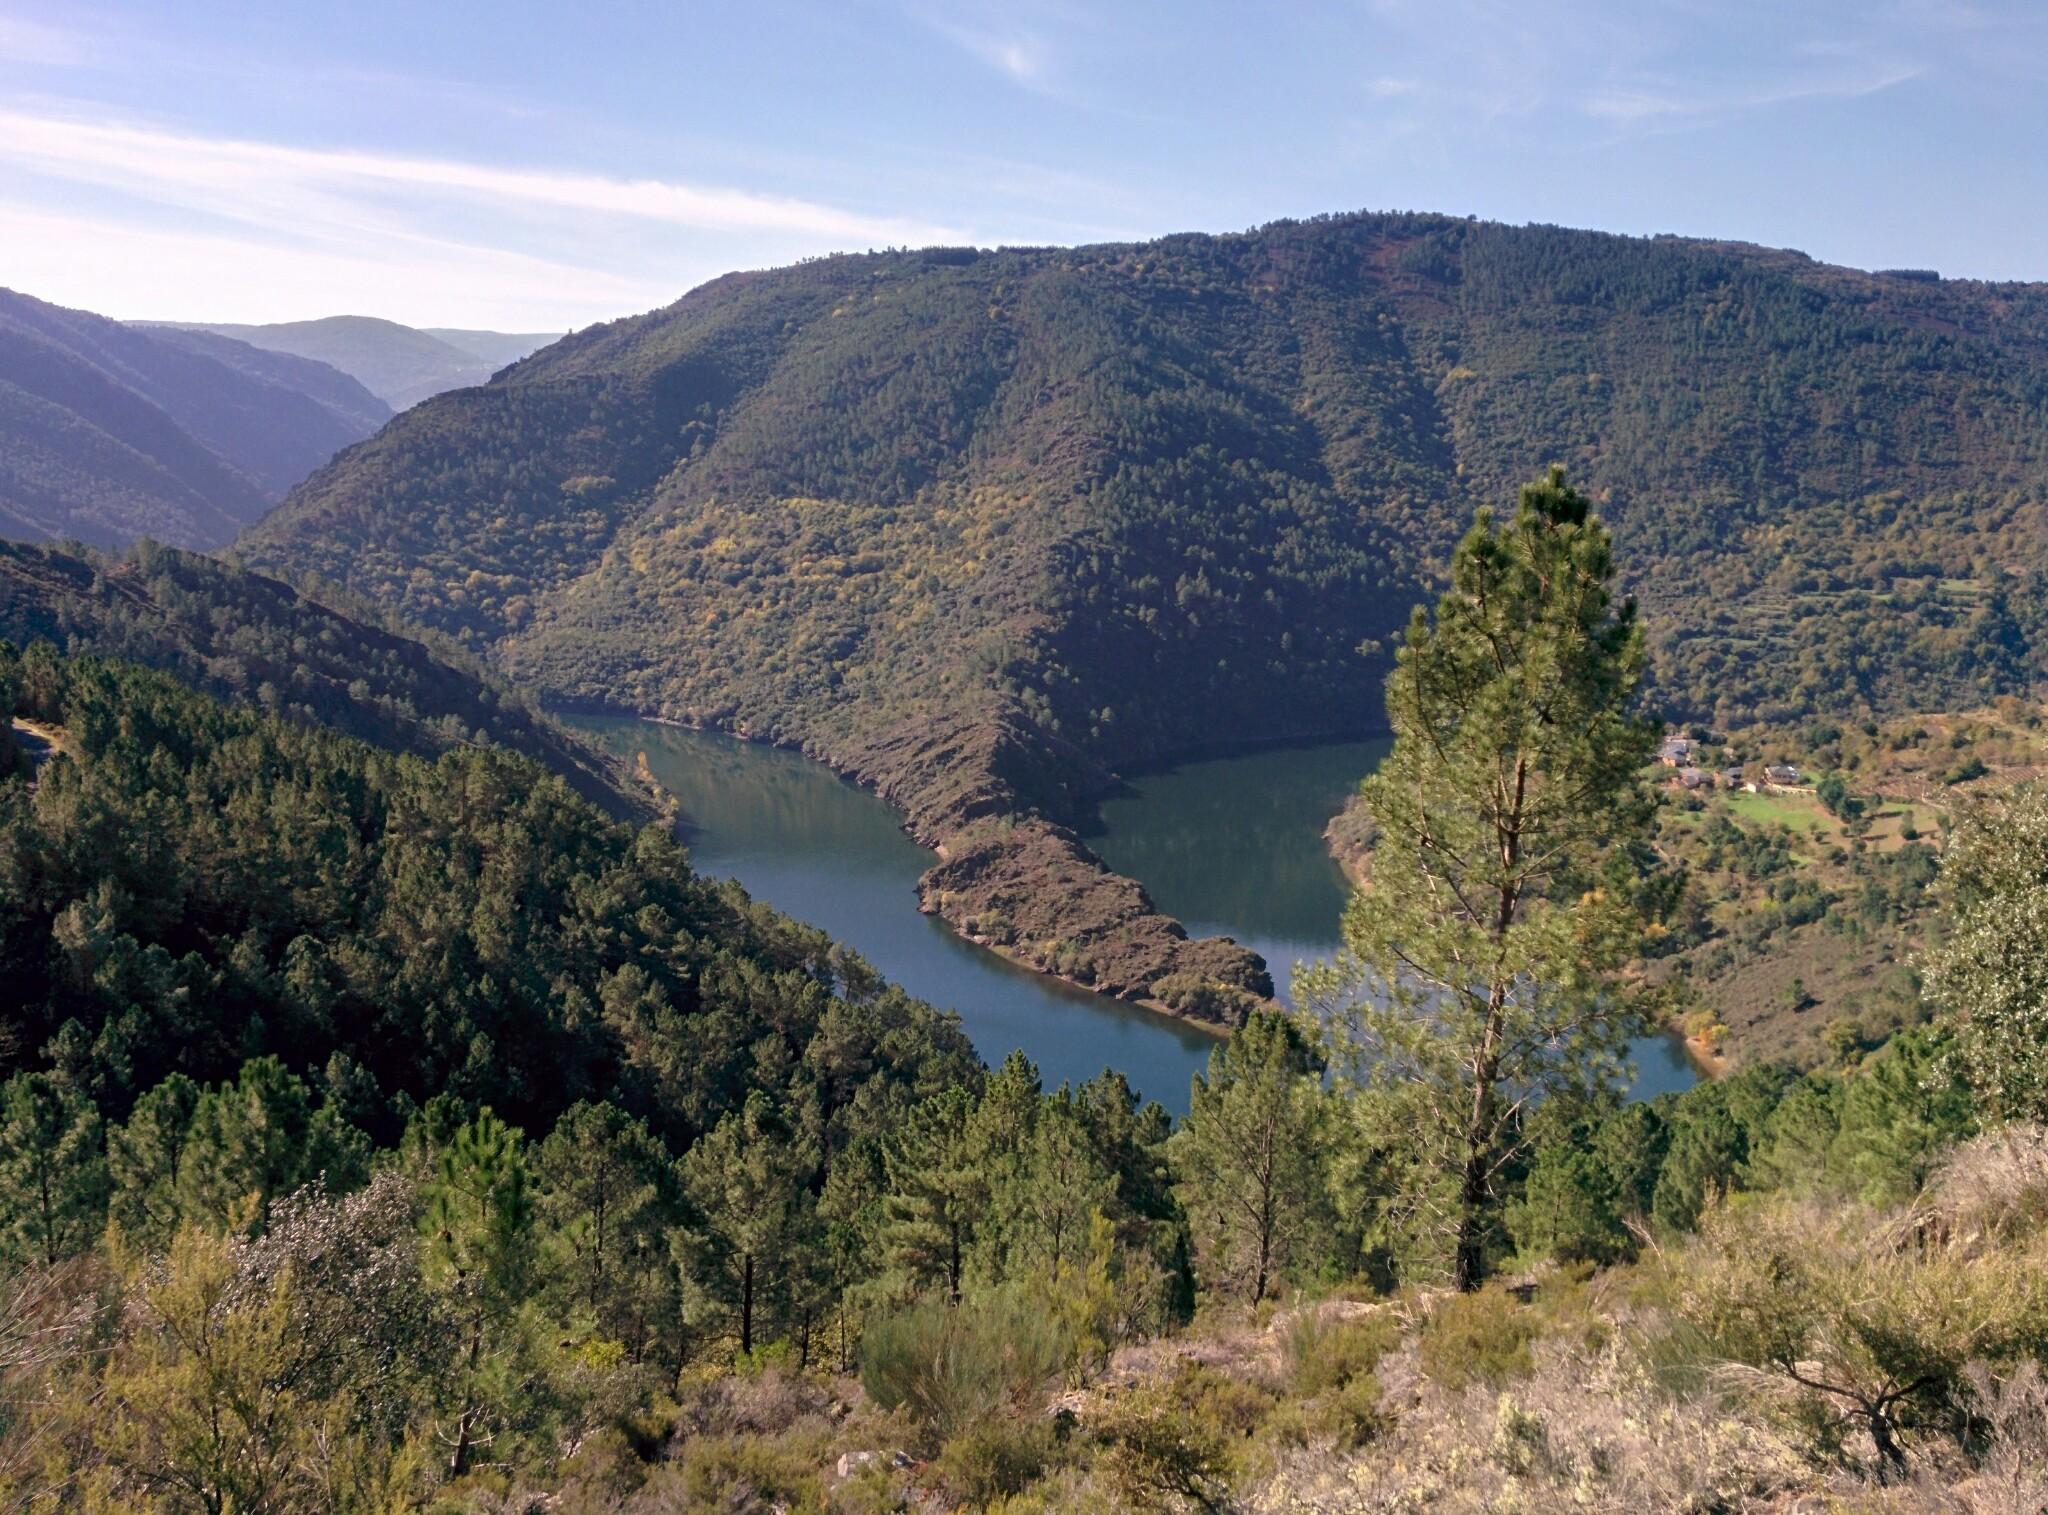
[
  {"left": 936, "top": 23, "right": 1050, "bottom": 85},
  {"left": 1352, "top": 0, "right": 1934, "bottom": 137},
  {"left": 1581, "top": 65, "right": 1923, "bottom": 124},
  {"left": 0, "top": 198, "right": 656, "bottom": 328},
  {"left": 0, "top": 106, "right": 975, "bottom": 325},
  {"left": 0, "top": 110, "right": 964, "bottom": 244}
]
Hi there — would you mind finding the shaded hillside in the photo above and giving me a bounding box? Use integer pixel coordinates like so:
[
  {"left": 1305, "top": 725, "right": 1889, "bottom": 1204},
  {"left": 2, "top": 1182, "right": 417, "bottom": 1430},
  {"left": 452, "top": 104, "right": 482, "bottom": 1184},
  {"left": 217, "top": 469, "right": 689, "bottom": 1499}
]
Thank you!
[
  {"left": 144, "top": 325, "right": 391, "bottom": 436},
  {"left": 162, "top": 314, "right": 558, "bottom": 409},
  {"left": 0, "top": 290, "right": 388, "bottom": 549},
  {"left": 0, "top": 538, "right": 650, "bottom": 820},
  {"left": 241, "top": 213, "right": 2048, "bottom": 1011}
]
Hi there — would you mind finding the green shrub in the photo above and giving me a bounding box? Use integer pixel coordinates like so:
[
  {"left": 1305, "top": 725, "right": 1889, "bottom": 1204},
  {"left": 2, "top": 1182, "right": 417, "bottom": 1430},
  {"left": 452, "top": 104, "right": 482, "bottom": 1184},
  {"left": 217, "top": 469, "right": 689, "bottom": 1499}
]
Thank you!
[
  {"left": 644, "top": 1433, "right": 826, "bottom": 1515},
  {"left": 860, "top": 1291, "right": 1072, "bottom": 1445},
  {"left": 935, "top": 1415, "right": 1057, "bottom": 1505},
  {"left": 1094, "top": 1362, "right": 1267, "bottom": 1513},
  {"left": 1285, "top": 1309, "right": 1399, "bottom": 1396},
  {"left": 1419, "top": 1286, "right": 1540, "bottom": 1391}
]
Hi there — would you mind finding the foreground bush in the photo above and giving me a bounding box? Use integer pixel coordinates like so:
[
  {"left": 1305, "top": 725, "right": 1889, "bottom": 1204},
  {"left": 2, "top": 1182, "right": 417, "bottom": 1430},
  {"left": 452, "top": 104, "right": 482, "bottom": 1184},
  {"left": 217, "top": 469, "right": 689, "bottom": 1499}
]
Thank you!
[
  {"left": 1680, "top": 1188, "right": 2048, "bottom": 1477},
  {"left": 859, "top": 1290, "right": 1072, "bottom": 1445}
]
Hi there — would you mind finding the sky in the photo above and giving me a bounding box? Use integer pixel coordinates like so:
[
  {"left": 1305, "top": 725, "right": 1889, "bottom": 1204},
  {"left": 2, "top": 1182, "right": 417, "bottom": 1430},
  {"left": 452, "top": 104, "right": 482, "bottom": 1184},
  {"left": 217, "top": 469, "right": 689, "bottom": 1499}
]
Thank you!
[{"left": 1, "top": 0, "right": 2044, "bottom": 331}]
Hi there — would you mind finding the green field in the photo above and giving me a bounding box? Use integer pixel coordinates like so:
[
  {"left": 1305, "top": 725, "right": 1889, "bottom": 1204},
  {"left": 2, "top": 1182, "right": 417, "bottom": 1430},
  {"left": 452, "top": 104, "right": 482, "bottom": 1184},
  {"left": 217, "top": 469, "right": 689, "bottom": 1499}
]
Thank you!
[{"left": 1722, "top": 789, "right": 1832, "bottom": 833}]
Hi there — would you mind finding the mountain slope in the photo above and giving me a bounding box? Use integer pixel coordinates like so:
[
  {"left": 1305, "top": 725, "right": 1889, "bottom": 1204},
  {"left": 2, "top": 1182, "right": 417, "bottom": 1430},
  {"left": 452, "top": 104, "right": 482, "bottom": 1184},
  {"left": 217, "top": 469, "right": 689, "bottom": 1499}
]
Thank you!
[
  {"left": 0, "top": 538, "right": 650, "bottom": 820},
  {"left": 144, "top": 325, "right": 391, "bottom": 436},
  {"left": 162, "top": 315, "right": 558, "bottom": 408},
  {"left": 0, "top": 290, "right": 389, "bottom": 549},
  {"left": 239, "top": 213, "right": 2048, "bottom": 1011}
]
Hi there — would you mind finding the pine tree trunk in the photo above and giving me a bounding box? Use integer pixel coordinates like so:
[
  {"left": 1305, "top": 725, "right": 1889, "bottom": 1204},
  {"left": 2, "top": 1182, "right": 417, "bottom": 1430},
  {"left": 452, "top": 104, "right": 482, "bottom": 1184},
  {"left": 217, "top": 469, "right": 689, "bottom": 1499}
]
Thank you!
[
  {"left": 740, "top": 1252, "right": 754, "bottom": 1356},
  {"left": 450, "top": 1308, "right": 483, "bottom": 1476},
  {"left": 1455, "top": 1038, "right": 1503, "bottom": 1293}
]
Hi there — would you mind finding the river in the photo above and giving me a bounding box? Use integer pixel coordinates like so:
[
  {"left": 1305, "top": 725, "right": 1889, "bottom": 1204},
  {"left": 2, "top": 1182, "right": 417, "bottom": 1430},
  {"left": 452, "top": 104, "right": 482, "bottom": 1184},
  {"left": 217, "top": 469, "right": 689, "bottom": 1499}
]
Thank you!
[{"left": 567, "top": 718, "right": 1698, "bottom": 1114}]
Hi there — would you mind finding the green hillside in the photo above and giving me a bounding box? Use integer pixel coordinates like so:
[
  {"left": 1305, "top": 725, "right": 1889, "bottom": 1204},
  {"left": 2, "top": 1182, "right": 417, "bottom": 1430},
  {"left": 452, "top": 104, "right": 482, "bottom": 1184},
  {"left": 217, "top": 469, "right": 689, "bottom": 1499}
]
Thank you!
[
  {"left": 0, "top": 645, "right": 2034, "bottom": 1512},
  {"left": 0, "top": 643, "right": 972, "bottom": 1149},
  {"left": 0, "top": 538, "right": 649, "bottom": 820},
  {"left": 239, "top": 213, "right": 2048, "bottom": 1009}
]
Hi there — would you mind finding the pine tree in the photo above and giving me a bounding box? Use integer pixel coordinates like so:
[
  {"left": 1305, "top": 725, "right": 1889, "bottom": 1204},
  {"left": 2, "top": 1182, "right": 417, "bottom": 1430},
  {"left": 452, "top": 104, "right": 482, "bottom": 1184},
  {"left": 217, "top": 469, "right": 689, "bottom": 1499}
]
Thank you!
[
  {"left": 421, "top": 1110, "right": 534, "bottom": 1478},
  {"left": 1922, "top": 783, "right": 2048, "bottom": 1121},
  {"left": 880, "top": 1086, "right": 984, "bottom": 1303},
  {"left": 108, "top": 1072, "right": 200, "bottom": 1247},
  {"left": 178, "top": 1057, "right": 368, "bottom": 1233},
  {"left": 0, "top": 1072, "right": 106, "bottom": 1266},
  {"left": 532, "top": 1100, "right": 684, "bottom": 1362},
  {"left": 1302, "top": 467, "right": 1659, "bottom": 1291},
  {"left": 678, "top": 1092, "right": 818, "bottom": 1357},
  {"left": 965, "top": 1052, "right": 1043, "bottom": 1285},
  {"left": 1170, "top": 1011, "right": 1334, "bottom": 1304},
  {"left": 1011, "top": 1092, "right": 1115, "bottom": 1287}
]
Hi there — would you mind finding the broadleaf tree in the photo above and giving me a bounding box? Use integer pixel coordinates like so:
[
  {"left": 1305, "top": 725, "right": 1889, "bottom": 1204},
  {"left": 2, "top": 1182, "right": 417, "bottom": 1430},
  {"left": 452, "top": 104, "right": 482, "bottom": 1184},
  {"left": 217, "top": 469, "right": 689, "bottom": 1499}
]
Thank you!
[{"left": 1922, "top": 782, "right": 2048, "bottom": 1122}]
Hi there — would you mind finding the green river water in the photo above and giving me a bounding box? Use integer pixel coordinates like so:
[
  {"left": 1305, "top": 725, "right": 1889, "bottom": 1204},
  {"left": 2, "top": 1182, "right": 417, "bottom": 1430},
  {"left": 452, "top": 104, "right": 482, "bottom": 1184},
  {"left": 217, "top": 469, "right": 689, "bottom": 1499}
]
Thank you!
[{"left": 568, "top": 718, "right": 1698, "bottom": 1114}]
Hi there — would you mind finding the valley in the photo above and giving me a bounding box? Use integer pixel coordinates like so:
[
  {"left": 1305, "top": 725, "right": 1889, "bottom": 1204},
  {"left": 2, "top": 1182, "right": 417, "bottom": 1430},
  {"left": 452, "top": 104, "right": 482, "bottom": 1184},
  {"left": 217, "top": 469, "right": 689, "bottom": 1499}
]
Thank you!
[
  {"left": 236, "top": 214, "right": 2048, "bottom": 1037},
  {"left": 10, "top": 7, "right": 2048, "bottom": 1502}
]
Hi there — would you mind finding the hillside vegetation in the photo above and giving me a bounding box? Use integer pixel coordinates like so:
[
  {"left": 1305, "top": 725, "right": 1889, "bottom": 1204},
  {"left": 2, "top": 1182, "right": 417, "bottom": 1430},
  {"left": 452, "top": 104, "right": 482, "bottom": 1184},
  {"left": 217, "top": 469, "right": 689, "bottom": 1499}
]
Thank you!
[
  {"left": 0, "top": 538, "right": 648, "bottom": 818},
  {"left": 0, "top": 291, "right": 389, "bottom": 549},
  {"left": 241, "top": 214, "right": 2048, "bottom": 1012},
  {"left": 8, "top": 481, "right": 2048, "bottom": 1509},
  {"left": 3, "top": 645, "right": 2043, "bottom": 1510}
]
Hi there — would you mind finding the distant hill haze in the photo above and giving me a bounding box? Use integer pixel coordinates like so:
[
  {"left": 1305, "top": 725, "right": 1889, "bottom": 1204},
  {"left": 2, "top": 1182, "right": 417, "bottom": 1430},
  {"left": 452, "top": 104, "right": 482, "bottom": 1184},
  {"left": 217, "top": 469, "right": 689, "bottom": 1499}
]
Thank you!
[
  {"left": 152, "top": 315, "right": 560, "bottom": 409},
  {"left": 239, "top": 212, "right": 2048, "bottom": 1011},
  {"left": 0, "top": 288, "right": 391, "bottom": 550}
]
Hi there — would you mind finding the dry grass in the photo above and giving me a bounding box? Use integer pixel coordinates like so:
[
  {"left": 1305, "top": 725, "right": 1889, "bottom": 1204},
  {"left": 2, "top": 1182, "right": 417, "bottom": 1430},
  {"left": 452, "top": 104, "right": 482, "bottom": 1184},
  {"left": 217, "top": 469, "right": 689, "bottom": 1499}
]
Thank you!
[{"left": 1917, "top": 1124, "right": 2048, "bottom": 1249}]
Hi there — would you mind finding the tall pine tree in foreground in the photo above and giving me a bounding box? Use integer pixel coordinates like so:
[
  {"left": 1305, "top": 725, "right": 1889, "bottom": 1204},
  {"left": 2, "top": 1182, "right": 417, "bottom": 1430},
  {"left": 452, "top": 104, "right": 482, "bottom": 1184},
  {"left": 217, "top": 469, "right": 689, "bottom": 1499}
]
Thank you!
[{"left": 1302, "top": 468, "right": 1658, "bottom": 1291}]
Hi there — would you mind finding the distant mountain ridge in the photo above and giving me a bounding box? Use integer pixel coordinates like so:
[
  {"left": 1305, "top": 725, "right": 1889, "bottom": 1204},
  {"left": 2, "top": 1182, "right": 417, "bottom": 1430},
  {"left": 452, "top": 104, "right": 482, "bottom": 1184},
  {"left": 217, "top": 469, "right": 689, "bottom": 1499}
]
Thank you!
[
  {"left": 153, "top": 315, "right": 560, "bottom": 409},
  {"left": 0, "top": 289, "right": 390, "bottom": 550},
  {"left": 239, "top": 212, "right": 2048, "bottom": 1013}
]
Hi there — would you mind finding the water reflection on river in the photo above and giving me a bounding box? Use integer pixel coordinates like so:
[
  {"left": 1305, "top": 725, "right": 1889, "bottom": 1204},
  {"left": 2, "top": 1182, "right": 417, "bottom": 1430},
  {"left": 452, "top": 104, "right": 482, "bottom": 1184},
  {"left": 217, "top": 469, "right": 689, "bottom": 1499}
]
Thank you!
[{"left": 567, "top": 719, "right": 1698, "bottom": 1113}]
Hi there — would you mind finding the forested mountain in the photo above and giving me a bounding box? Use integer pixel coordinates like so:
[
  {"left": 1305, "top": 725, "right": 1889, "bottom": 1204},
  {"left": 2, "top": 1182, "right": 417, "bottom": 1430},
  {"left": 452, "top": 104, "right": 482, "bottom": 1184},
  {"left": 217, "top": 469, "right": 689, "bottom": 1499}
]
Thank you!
[
  {"left": 0, "top": 290, "right": 390, "bottom": 549},
  {"left": 239, "top": 213, "right": 2048, "bottom": 1008},
  {"left": 0, "top": 537, "right": 648, "bottom": 818},
  {"left": 158, "top": 314, "right": 559, "bottom": 409},
  {"left": 0, "top": 645, "right": 973, "bottom": 1141}
]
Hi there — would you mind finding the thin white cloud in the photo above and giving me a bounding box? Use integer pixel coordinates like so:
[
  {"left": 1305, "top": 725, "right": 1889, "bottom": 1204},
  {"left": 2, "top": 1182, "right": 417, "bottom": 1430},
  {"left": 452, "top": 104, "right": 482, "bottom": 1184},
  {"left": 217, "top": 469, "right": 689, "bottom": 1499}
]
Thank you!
[
  {"left": 0, "top": 110, "right": 964, "bottom": 244},
  {"left": 942, "top": 25, "right": 1049, "bottom": 85},
  {"left": 1583, "top": 65, "right": 1923, "bottom": 123},
  {"left": 0, "top": 106, "right": 984, "bottom": 325},
  {"left": 0, "top": 199, "right": 663, "bottom": 328}
]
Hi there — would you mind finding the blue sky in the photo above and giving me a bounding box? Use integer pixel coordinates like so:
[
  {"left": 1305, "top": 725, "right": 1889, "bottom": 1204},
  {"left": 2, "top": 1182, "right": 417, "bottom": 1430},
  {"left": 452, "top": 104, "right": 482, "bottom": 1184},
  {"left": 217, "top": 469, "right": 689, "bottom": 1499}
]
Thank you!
[{"left": 1, "top": 0, "right": 2044, "bottom": 329}]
